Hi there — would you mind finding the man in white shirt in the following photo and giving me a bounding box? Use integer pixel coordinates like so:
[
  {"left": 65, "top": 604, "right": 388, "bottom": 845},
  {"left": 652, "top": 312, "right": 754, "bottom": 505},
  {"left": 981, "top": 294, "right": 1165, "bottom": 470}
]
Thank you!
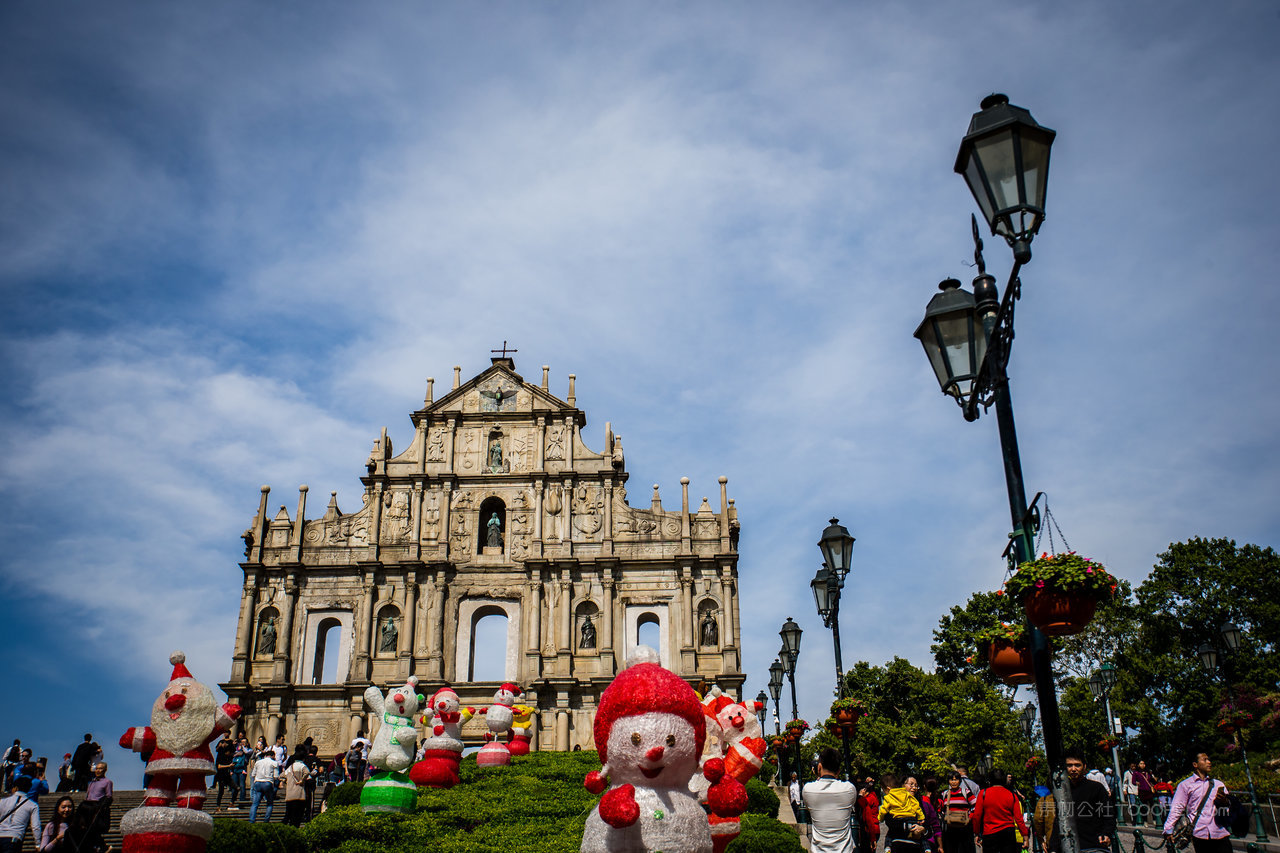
[
  {"left": 803, "top": 747, "right": 857, "bottom": 853},
  {"left": 0, "top": 777, "right": 40, "bottom": 852},
  {"left": 1087, "top": 767, "right": 1110, "bottom": 793},
  {"left": 272, "top": 735, "right": 288, "bottom": 766},
  {"left": 249, "top": 751, "right": 280, "bottom": 823},
  {"left": 1122, "top": 762, "right": 1138, "bottom": 823}
]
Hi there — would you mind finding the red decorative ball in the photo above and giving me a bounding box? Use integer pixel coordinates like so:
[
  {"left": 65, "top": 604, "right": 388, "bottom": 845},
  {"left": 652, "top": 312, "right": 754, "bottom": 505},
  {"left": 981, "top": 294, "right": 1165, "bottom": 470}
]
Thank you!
[
  {"left": 584, "top": 771, "right": 608, "bottom": 794},
  {"left": 707, "top": 776, "right": 748, "bottom": 817}
]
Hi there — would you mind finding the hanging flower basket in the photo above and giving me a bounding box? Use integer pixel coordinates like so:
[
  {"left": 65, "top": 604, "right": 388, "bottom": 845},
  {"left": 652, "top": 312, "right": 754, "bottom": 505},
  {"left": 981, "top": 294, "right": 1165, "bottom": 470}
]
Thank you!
[
  {"left": 984, "top": 639, "right": 1035, "bottom": 685},
  {"left": 1025, "top": 755, "right": 1043, "bottom": 771},
  {"left": 974, "top": 623, "right": 1034, "bottom": 684},
  {"left": 1003, "top": 552, "right": 1116, "bottom": 636},
  {"left": 1098, "top": 736, "right": 1120, "bottom": 751},
  {"left": 831, "top": 698, "right": 869, "bottom": 727}
]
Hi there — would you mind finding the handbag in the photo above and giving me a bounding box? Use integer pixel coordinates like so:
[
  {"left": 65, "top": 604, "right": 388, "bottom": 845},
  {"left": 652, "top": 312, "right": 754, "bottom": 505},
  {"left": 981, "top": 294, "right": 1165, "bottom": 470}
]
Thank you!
[
  {"left": 944, "top": 792, "right": 972, "bottom": 827},
  {"left": 1170, "top": 780, "right": 1215, "bottom": 851}
]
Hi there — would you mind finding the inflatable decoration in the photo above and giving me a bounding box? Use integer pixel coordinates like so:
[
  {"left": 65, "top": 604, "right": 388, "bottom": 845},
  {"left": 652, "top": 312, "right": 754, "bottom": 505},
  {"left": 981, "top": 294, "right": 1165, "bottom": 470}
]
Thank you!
[
  {"left": 477, "top": 682, "right": 522, "bottom": 768},
  {"left": 701, "top": 692, "right": 767, "bottom": 852},
  {"left": 579, "top": 647, "right": 745, "bottom": 853},
  {"left": 508, "top": 703, "right": 536, "bottom": 756},
  {"left": 410, "top": 686, "right": 474, "bottom": 788},
  {"left": 119, "top": 651, "right": 241, "bottom": 853},
  {"left": 360, "top": 676, "right": 423, "bottom": 813}
]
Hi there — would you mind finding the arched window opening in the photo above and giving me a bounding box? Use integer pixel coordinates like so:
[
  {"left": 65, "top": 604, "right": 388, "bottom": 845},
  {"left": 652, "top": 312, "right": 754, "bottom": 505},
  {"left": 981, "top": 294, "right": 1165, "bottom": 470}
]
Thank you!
[
  {"left": 470, "top": 610, "right": 509, "bottom": 681},
  {"left": 637, "top": 612, "right": 661, "bottom": 655},
  {"left": 478, "top": 496, "right": 507, "bottom": 554},
  {"left": 313, "top": 618, "right": 343, "bottom": 684}
]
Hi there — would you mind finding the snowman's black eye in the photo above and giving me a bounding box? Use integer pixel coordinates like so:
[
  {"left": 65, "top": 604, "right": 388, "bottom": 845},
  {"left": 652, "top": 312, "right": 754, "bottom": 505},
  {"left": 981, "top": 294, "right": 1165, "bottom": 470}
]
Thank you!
[
  {"left": 666, "top": 734, "right": 676, "bottom": 747},
  {"left": 631, "top": 733, "right": 641, "bottom": 746}
]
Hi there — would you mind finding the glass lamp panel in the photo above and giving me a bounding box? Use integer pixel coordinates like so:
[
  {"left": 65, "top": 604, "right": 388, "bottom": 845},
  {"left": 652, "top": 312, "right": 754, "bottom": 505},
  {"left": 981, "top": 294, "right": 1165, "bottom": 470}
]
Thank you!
[
  {"left": 811, "top": 569, "right": 831, "bottom": 618},
  {"left": 964, "top": 155, "right": 997, "bottom": 230},
  {"left": 1197, "top": 643, "right": 1218, "bottom": 674},
  {"left": 1220, "top": 621, "right": 1242, "bottom": 652},
  {"left": 934, "top": 313, "right": 980, "bottom": 398},
  {"left": 1088, "top": 673, "right": 1104, "bottom": 699},
  {"left": 1020, "top": 133, "right": 1052, "bottom": 211},
  {"left": 1099, "top": 663, "right": 1118, "bottom": 690},
  {"left": 974, "top": 129, "right": 1021, "bottom": 217}
]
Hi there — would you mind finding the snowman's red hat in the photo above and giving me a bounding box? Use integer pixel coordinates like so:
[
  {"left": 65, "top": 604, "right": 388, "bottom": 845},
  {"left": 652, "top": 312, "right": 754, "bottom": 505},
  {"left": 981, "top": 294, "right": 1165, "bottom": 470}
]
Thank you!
[
  {"left": 594, "top": 656, "right": 705, "bottom": 763},
  {"left": 169, "top": 651, "right": 193, "bottom": 681},
  {"left": 500, "top": 682, "right": 522, "bottom": 696}
]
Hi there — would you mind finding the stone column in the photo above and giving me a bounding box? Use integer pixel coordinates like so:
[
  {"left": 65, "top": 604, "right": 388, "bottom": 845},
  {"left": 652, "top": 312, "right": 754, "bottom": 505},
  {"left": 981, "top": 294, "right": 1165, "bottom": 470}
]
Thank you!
[
  {"left": 601, "top": 574, "right": 616, "bottom": 676},
  {"left": 432, "top": 583, "right": 448, "bottom": 680},
  {"left": 293, "top": 485, "right": 308, "bottom": 561},
  {"left": 400, "top": 569, "right": 417, "bottom": 678},
  {"left": 533, "top": 485, "right": 544, "bottom": 541},
  {"left": 535, "top": 415, "right": 546, "bottom": 472},
  {"left": 680, "top": 477, "right": 691, "bottom": 553},
  {"left": 414, "top": 574, "right": 433, "bottom": 659},
  {"left": 555, "top": 710, "right": 569, "bottom": 751},
  {"left": 602, "top": 481, "right": 613, "bottom": 554},
  {"left": 250, "top": 485, "right": 271, "bottom": 562},
  {"left": 680, "top": 571, "right": 694, "bottom": 650},
  {"left": 718, "top": 476, "right": 730, "bottom": 552},
  {"left": 273, "top": 574, "right": 298, "bottom": 683},
  {"left": 353, "top": 582, "right": 374, "bottom": 680},
  {"left": 232, "top": 572, "right": 258, "bottom": 681},
  {"left": 526, "top": 573, "right": 542, "bottom": 655},
  {"left": 411, "top": 482, "right": 424, "bottom": 559},
  {"left": 349, "top": 714, "right": 363, "bottom": 743},
  {"left": 563, "top": 416, "right": 575, "bottom": 469},
  {"left": 558, "top": 572, "right": 571, "bottom": 654},
  {"left": 720, "top": 569, "right": 737, "bottom": 650},
  {"left": 266, "top": 713, "right": 281, "bottom": 747}
]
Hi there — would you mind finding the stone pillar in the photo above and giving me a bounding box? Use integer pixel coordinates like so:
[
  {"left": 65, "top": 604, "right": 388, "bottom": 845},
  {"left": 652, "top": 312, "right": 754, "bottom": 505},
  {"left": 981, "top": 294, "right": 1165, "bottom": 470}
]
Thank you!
[
  {"left": 266, "top": 713, "right": 281, "bottom": 747},
  {"left": 439, "top": 486, "right": 452, "bottom": 551},
  {"left": 555, "top": 710, "right": 569, "bottom": 751},
  {"left": 232, "top": 572, "right": 258, "bottom": 682},
  {"left": 535, "top": 415, "right": 546, "bottom": 472},
  {"left": 680, "top": 571, "right": 694, "bottom": 650},
  {"left": 558, "top": 572, "right": 571, "bottom": 654},
  {"left": 680, "top": 477, "right": 691, "bottom": 553},
  {"left": 414, "top": 574, "right": 432, "bottom": 659},
  {"left": 445, "top": 417, "right": 457, "bottom": 472},
  {"left": 601, "top": 574, "right": 616, "bottom": 676},
  {"left": 563, "top": 416, "right": 575, "bottom": 469},
  {"left": 353, "top": 582, "right": 374, "bottom": 680},
  {"left": 526, "top": 574, "right": 542, "bottom": 655},
  {"left": 350, "top": 714, "right": 363, "bottom": 743},
  {"left": 400, "top": 569, "right": 417, "bottom": 678},
  {"left": 602, "top": 481, "right": 613, "bottom": 554},
  {"left": 411, "top": 482, "right": 424, "bottom": 559},
  {"left": 718, "top": 476, "right": 730, "bottom": 552},
  {"left": 273, "top": 574, "right": 297, "bottom": 683},
  {"left": 293, "top": 485, "right": 308, "bottom": 561},
  {"left": 432, "top": 583, "right": 448, "bottom": 680},
  {"left": 533, "top": 484, "right": 544, "bottom": 541},
  {"left": 250, "top": 485, "right": 270, "bottom": 562}
]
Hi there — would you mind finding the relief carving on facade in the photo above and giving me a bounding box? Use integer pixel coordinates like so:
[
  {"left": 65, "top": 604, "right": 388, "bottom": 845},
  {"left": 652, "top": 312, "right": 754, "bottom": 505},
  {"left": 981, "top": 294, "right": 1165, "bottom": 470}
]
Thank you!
[
  {"left": 426, "top": 428, "right": 447, "bottom": 462},
  {"left": 479, "top": 378, "right": 518, "bottom": 412},
  {"left": 544, "top": 484, "right": 563, "bottom": 541},
  {"left": 297, "top": 719, "right": 342, "bottom": 755},
  {"left": 422, "top": 493, "right": 441, "bottom": 541},
  {"left": 382, "top": 490, "right": 412, "bottom": 543},
  {"left": 571, "top": 484, "right": 603, "bottom": 538},
  {"left": 545, "top": 424, "right": 566, "bottom": 460}
]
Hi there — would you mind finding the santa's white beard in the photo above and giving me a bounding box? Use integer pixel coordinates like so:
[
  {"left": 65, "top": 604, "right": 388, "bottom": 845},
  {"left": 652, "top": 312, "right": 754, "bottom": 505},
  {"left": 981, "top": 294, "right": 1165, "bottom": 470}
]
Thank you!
[{"left": 151, "top": 685, "right": 217, "bottom": 754}]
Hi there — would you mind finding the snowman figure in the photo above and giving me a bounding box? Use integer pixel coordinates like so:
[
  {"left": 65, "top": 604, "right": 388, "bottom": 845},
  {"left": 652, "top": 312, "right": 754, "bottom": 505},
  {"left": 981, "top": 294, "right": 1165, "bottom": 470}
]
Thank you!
[
  {"left": 409, "top": 686, "right": 474, "bottom": 788},
  {"left": 476, "top": 682, "right": 521, "bottom": 768},
  {"left": 580, "top": 647, "right": 746, "bottom": 853},
  {"left": 118, "top": 651, "right": 241, "bottom": 853},
  {"left": 359, "top": 676, "right": 423, "bottom": 813}
]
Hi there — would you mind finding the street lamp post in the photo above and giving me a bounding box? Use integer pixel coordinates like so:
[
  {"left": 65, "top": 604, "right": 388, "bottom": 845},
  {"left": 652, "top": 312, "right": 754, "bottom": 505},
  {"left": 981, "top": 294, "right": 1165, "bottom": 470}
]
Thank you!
[
  {"left": 780, "top": 617, "right": 803, "bottom": 722},
  {"left": 768, "top": 659, "right": 785, "bottom": 737},
  {"left": 1198, "top": 622, "right": 1269, "bottom": 843},
  {"left": 813, "top": 517, "right": 856, "bottom": 699},
  {"left": 756, "top": 690, "right": 769, "bottom": 730},
  {"left": 1088, "top": 664, "right": 1126, "bottom": 827},
  {"left": 915, "top": 94, "right": 1079, "bottom": 853}
]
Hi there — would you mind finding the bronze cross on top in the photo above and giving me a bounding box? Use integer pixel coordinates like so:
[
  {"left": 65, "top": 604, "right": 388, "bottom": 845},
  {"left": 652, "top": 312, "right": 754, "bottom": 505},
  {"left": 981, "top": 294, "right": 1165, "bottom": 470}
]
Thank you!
[{"left": 491, "top": 341, "right": 518, "bottom": 359}]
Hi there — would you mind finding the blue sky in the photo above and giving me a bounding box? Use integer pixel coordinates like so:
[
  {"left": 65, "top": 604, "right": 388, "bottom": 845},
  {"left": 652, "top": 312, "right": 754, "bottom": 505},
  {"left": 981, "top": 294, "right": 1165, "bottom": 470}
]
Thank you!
[{"left": 2, "top": 1, "right": 1278, "bottom": 787}]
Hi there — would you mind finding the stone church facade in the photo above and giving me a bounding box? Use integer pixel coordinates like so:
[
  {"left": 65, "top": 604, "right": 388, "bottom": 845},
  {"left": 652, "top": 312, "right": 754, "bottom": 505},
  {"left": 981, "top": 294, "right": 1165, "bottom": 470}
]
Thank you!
[{"left": 220, "top": 356, "right": 743, "bottom": 757}]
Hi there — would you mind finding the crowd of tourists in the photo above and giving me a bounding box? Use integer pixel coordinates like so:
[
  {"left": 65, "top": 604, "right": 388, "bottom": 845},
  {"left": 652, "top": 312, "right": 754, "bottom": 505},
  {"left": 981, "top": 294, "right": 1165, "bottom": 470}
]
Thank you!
[
  {"left": 0, "top": 734, "right": 115, "bottom": 851},
  {"left": 788, "top": 748, "right": 1246, "bottom": 853}
]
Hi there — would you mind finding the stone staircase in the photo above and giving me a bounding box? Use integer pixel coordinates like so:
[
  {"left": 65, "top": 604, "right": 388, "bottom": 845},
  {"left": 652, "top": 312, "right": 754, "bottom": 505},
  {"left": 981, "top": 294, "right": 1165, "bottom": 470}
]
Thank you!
[{"left": 22, "top": 787, "right": 327, "bottom": 850}]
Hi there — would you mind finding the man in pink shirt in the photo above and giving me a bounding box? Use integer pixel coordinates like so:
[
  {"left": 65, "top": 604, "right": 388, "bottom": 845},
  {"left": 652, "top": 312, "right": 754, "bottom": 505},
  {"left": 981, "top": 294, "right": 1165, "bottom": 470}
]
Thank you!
[{"left": 1163, "top": 751, "right": 1231, "bottom": 853}]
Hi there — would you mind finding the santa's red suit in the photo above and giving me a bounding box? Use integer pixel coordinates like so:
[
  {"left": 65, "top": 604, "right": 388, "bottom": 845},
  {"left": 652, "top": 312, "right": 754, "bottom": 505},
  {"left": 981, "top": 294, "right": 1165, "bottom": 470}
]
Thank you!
[{"left": 121, "top": 703, "right": 240, "bottom": 808}]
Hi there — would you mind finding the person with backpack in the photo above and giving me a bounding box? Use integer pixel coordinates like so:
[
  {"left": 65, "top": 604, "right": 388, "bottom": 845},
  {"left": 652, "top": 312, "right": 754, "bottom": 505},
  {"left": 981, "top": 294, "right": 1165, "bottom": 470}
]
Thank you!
[
  {"left": 939, "top": 770, "right": 977, "bottom": 853},
  {"left": 1162, "top": 750, "right": 1232, "bottom": 853},
  {"left": 972, "top": 766, "right": 1028, "bottom": 853}
]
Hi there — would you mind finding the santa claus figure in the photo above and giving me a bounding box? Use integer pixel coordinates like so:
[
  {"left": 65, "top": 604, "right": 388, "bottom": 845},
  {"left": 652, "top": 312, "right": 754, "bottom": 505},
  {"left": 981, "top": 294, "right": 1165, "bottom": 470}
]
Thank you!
[{"left": 118, "top": 651, "right": 241, "bottom": 853}]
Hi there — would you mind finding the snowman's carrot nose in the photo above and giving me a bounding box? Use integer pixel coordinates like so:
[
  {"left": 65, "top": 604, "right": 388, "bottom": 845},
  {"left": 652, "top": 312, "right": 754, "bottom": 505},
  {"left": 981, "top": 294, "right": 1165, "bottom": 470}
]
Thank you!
[{"left": 646, "top": 746, "right": 664, "bottom": 762}]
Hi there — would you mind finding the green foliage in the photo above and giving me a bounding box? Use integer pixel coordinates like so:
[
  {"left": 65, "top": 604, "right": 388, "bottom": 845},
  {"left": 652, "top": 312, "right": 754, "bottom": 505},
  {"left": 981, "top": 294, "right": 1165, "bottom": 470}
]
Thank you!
[
  {"left": 1210, "top": 759, "right": 1280, "bottom": 797},
  {"left": 973, "top": 621, "right": 1028, "bottom": 650},
  {"left": 209, "top": 819, "right": 306, "bottom": 853},
  {"left": 744, "top": 776, "right": 780, "bottom": 818},
  {"left": 1005, "top": 552, "right": 1117, "bottom": 601},
  {"left": 726, "top": 813, "right": 805, "bottom": 852},
  {"left": 830, "top": 697, "right": 871, "bottom": 716},
  {"left": 326, "top": 780, "right": 364, "bottom": 808},
  {"left": 932, "top": 590, "right": 1024, "bottom": 683}
]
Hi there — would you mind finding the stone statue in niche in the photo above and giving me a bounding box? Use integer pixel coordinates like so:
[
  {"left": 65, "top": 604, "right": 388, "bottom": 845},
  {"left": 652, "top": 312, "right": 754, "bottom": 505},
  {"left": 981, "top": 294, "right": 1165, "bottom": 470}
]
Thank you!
[
  {"left": 700, "top": 610, "right": 719, "bottom": 647},
  {"left": 545, "top": 425, "right": 565, "bottom": 460},
  {"left": 580, "top": 616, "right": 597, "bottom": 649},
  {"left": 426, "top": 429, "right": 446, "bottom": 462},
  {"left": 258, "top": 616, "right": 277, "bottom": 656},
  {"left": 487, "top": 437, "right": 506, "bottom": 472},
  {"left": 486, "top": 512, "right": 503, "bottom": 548},
  {"left": 379, "top": 616, "right": 398, "bottom": 653}
]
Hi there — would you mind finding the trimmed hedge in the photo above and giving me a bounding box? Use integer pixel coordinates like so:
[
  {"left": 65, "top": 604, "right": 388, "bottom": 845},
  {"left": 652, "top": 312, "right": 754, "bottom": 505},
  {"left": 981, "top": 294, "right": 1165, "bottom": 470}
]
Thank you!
[
  {"left": 726, "top": 813, "right": 805, "bottom": 852},
  {"left": 743, "top": 777, "right": 780, "bottom": 818},
  {"left": 325, "top": 780, "right": 365, "bottom": 808},
  {"left": 209, "top": 818, "right": 306, "bottom": 853}
]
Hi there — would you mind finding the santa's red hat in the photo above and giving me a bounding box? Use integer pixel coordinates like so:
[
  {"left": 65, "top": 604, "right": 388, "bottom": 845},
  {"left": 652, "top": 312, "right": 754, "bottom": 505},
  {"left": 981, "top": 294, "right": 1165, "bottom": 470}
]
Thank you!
[
  {"left": 169, "top": 651, "right": 193, "bottom": 681},
  {"left": 593, "top": 649, "right": 705, "bottom": 763}
]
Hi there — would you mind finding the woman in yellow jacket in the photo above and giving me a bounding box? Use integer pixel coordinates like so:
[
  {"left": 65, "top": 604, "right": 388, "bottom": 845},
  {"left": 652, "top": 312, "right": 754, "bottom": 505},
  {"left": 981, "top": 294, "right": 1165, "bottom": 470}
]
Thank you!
[{"left": 879, "top": 773, "right": 926, "bottom": 850}]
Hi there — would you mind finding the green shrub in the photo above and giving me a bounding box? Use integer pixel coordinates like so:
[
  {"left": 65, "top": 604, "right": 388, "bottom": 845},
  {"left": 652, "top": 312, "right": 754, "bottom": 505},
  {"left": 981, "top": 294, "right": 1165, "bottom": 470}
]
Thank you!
[
  {"left": 326, "top": 780, "right": 365, "bottom": 808},
  {"left": 726, "top": 813, "right": 805, "bottom": 852},
  {"left": 209, "top": 819, "right": 305, "bottom": 853},
  {"left": 744, "top": 776, "right": 780, "bottom": 818}
]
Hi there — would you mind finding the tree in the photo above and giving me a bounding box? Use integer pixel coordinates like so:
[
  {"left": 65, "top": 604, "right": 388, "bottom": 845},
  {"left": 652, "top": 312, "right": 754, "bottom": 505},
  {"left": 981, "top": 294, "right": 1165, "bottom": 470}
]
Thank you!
[{"left": 932, "top": 590, "right": 1023, "bottom": 684}]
